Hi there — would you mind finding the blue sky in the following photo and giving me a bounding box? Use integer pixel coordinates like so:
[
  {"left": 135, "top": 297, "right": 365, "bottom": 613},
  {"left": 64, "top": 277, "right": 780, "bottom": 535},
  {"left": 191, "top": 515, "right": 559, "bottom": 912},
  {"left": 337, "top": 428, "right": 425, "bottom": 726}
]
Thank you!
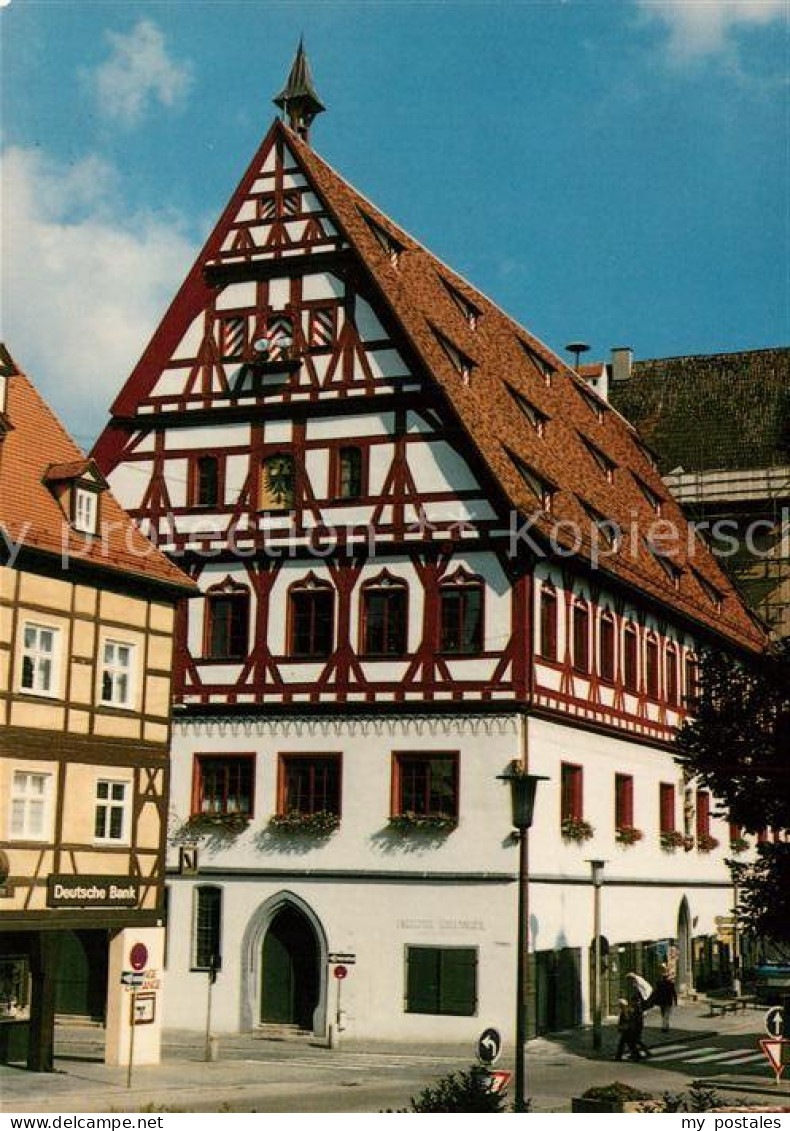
[{"left": 1, "top": 0, "right": 787, "bottom": 446}]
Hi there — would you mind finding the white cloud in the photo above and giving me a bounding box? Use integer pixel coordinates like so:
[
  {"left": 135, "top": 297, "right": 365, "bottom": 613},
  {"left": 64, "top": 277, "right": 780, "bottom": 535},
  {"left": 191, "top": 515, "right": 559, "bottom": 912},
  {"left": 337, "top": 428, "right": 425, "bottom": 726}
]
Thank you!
[
  {"left": 636, "top": 0, "right": 787, "bottom": 59},
  {"left": 0, "top": 145, "right": 198, "bottom": 443},
  {"left": 89, "top": 19, "right": 193, "bottom": 126}
]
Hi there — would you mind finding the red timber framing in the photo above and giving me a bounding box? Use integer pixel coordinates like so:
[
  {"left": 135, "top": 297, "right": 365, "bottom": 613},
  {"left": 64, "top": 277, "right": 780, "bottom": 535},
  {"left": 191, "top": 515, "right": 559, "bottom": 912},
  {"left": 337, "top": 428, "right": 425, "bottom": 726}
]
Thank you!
[{"left": 92, "top": 116, "right": 763, "bottom": 746}]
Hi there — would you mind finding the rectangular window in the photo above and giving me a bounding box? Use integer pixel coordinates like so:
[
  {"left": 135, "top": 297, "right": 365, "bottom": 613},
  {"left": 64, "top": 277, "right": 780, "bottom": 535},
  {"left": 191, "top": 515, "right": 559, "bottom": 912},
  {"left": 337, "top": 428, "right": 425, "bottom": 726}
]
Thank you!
[
  {"left": 21, "top": 623, "right": 59, "bottom": 696},
  {"left": 615, "top": 774, "right": 634, "bottom": 829},
  {"left": 190, "top": 455, "right": 223, "bottom": 508},
  {"left": 394, "top": 753, "right": 459, "bottom": 820},
  {"left": 600, "top": 615, "right": 615, "bottom": 682},
  {"left": 73, "top": 487, "right": 98, "bottom": 534},
  {"left": 205, "top": 591, "right": 249, "bottom": 660},
  {"left": 439, "top": 584, "right": 483, "bottom": 655},
  {"left": 362, "top": 585, "right": 407, "bottom": 656},
  {"left": 279, "top": 754, "right": 341, "bottom": 816},
  {"left": 334, "top": 446, "right": 365, "bottom": 500},
  {"left": 94, "top": 780, "right": 128, "bottom": 842},
  {"left": 10, "top": 771, "right": 52, "bottom": 841},
  {"left": 405, "top": 946, "right": 477, "bottom": 1016},
  {"left": 696, "top": 791, "right": 711, "bottom": 840},
  {"left": 660, "top": 783, "right": 676, "bottom": 834},
  {"left": 666, "top": 647, "right": 679, "bottom": 706},
  {"left": 684, "top": 655, "right": 699, "bottom": 703},
  {"left": 101, "top": 641, "right": 134, "bottom": 708},
  {"left": 539, "top": 586, "right": 557, "bottom": 661},
  {"left": 289, "top": 588, "right": 334, "bottom": 658},
  {"left": 560, "top": 762, "right": 583, "bottom": 822},
  {"left": 194, "top": 754, "right": 254, "bottom": 816},
  {"left": 193, "top": 887, "right": 222, "bottom": 971}
]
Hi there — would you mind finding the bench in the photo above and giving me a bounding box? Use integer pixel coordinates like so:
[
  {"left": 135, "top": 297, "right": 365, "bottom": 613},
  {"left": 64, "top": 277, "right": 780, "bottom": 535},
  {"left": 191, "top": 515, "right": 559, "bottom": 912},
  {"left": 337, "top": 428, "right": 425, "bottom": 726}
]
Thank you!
[{"left": 704, "top": 996, "right": 754, "bottom": 1017}]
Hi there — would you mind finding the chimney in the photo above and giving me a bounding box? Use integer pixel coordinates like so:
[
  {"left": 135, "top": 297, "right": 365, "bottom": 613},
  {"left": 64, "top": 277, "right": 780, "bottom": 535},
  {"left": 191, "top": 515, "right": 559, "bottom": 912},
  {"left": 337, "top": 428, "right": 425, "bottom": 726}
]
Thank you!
[{"left": 611, "top": 346, "right": 633, "bottom": 383}]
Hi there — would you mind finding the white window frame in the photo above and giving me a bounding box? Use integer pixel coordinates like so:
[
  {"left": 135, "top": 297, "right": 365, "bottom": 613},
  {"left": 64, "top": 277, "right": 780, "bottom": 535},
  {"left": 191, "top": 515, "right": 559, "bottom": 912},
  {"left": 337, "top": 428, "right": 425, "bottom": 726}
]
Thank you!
[
  {"left": 20, "top": 623, "right": 60, "bottom": 697},
  {"left": 100, "top": 640, "right": 136, "bottom": 709},
  {"left": 9, "top": 770, "right": 53, "bottom": 841},
  {"left": 94, "top": 779, "right": 129, "bottom": 844},
  {"left": 73, "top": 487, "right": 99, "bottom": 535}
]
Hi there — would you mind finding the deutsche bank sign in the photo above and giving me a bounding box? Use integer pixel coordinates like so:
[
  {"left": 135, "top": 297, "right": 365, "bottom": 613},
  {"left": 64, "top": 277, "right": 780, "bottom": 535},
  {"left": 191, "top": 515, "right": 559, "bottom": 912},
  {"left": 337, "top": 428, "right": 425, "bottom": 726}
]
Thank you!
[{"left": 47, "top": 875, "right": 140, "bottom": 908}]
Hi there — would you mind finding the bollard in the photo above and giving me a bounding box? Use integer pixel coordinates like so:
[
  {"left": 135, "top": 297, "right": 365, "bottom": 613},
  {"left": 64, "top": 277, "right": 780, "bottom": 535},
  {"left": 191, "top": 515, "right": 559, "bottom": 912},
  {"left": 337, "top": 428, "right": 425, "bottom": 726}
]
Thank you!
[{"left": 207, "top": 1035, "right": 220, "bottom": 1062}]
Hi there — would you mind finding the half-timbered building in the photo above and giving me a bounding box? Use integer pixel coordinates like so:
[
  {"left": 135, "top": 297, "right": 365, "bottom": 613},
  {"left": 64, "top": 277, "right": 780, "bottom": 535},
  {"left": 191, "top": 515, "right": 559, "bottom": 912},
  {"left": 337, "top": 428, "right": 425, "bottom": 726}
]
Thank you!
[
  {"left": 92, "top": 49, "right": 765, "bottom": 1042},
  {"left": 0, "top": 348, "right": 195, "bottom": 1069}
]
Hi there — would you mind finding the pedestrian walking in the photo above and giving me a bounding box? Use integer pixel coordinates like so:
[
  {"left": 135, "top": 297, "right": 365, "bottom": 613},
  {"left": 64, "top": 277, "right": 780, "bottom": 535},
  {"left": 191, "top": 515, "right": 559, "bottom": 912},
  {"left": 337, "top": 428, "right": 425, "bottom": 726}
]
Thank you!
[
  {"left": 615, "top": 994, "right": 652, "bottom": 1061},
  {"left": 650, "top": 966, "right": 678, "bottom": 1032}
]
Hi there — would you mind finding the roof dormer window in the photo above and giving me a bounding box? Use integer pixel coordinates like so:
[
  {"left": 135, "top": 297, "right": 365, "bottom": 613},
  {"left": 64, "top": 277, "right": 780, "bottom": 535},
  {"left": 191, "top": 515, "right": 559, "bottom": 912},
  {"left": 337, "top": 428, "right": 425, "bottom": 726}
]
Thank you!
[
  {"left": 517, "top": 339, "right": 555, "bottom": 387},
  {"left": 73, "top": 485, "right": 99, "bottom": 535}
]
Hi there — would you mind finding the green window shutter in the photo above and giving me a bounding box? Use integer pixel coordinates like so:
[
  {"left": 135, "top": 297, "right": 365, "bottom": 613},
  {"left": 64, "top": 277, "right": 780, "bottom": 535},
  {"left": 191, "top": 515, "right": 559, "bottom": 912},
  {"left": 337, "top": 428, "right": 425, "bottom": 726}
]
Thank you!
[
  {"left": 406, "top": 947, "right": 440, "bottom": 1013},
  {"left": 438, "top": 948, "right": 477, "bottom": 1016}
]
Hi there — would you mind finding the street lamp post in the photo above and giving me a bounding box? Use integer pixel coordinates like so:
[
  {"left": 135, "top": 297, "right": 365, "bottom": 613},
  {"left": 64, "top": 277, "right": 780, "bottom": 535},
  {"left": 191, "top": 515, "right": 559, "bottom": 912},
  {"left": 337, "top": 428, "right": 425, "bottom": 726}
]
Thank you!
[
  {"left": 587, "top": 859, "right": 606, "bottom": 1052},
  {"left": 499, "top": 767, "right": 548, "bottom": 1113}
]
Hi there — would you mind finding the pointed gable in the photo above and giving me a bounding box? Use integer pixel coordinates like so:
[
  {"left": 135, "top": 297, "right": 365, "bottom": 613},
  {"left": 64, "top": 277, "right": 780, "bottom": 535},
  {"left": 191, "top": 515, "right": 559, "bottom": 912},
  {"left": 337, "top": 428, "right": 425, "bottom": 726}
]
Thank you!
[{"left": 92, "top": 119, "right": 764, "bottom": 653}]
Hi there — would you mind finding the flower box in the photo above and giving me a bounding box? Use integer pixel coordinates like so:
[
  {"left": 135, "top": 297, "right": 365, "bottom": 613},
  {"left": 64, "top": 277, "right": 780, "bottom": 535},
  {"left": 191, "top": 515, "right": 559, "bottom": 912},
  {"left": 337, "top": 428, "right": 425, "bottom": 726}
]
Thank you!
[
  {"left": 268, "top": 810, "right": 340, "bottom": 836},
  {"left": 561, "top": 817, "right": 594, "bottom": 843},
  {"left": 697, "top": 833, "right": 720, "bottom": 853},
  {"left": 572, "top": 1083, "right": 654, "bottom": 1113},
  {"left": 729, "top": 837, "right": 749, "bottom": 854},
  {"left": 183, "top": 812, "right": 250, "bottom": 837},
  {"left": 388, "top": 812, "right": 457, "bottom": 834},
  {"left": 661, "top": 830, "right": 693, "bottom": 852},
  {"left": 616, "top": 825, "right": 644, "bottom": 846}
]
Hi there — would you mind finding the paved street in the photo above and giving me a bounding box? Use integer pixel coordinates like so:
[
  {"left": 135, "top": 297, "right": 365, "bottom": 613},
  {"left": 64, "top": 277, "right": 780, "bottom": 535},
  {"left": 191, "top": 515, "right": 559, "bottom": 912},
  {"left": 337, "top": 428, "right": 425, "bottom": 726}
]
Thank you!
[{"left": 1, "top": 1003, "right": 787, "bottom": 1113}]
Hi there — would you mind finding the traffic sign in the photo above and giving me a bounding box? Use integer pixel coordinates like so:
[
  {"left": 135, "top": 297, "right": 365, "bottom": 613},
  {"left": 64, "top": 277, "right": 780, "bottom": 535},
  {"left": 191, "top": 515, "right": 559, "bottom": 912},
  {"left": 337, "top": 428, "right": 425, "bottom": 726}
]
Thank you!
[
  {"left": 120, "top": 971, "right": 144, "bottom": 987},
  {"left": 765, "top": 1006, "right": 785, "bottom": 1039},
  {"left": 477, "top": 1027, "right": 502, "bottom": 1065},
  {"left": 759, "top": 1038, "right": 790, "bottom": 1083},
  {"left": 488, "top": 1070, "right": 511, "bottom": 1095},
  {"left": 328, "top": 953, "right": 356, "bottom": 965},
  {"left": 333, "top": 965, "right": 348, "bottom": 980},
  {"left": 129, "top": 943, "right": 148, "bottom": 972}
]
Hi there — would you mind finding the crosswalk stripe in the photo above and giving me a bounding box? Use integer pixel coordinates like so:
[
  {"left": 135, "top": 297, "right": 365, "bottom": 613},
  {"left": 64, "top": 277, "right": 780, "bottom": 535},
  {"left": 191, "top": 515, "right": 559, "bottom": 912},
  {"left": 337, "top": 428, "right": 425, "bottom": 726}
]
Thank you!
[
  {"left": 647, "top": 1043, "right": 690, "bottom": 1054},
  {"left": 684, "top": 1049, "right": 762, "bottom": 1064},
  {"left": 650, "top": 1046, "right": 718, "bottom": 1061}
]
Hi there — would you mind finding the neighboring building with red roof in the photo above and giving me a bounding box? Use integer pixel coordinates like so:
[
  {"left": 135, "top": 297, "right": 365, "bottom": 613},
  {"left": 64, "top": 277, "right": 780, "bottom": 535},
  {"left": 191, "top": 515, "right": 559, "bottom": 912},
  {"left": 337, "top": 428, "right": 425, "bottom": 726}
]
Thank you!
[
  {"left": 92, "top": 49, "right": 766, "bottom": 1044},
  {"left": 0, "top": 348, "right": 195, "bottom": 1071}
]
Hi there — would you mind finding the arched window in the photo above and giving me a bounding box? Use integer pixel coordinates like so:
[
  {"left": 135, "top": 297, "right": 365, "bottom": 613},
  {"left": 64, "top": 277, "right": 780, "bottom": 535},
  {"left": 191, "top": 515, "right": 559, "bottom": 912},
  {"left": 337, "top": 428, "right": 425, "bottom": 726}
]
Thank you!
[
  {"left": 623, "top": 623, "right": 639, "bottom": 692},
  {"left": 666, "top": 643, "right": 679, "bottom": 706},
  {"left": 645, "top": 634, "right": 660, "bottom": 698},
  {"left": 572, "top": 599, "right": 590, "bottom": 674},
  {"left": 539, "top": 583, "right": 557, "bottom": 661},
  {"left": 289, "top": 576, "right": 334, "bottom": 658},
  {"left": 600, "top": 611, "right": 616, "bottom": 683},
  {"left": 260, "top": 452, "right": 295, "bottom": 511},
  {"left": 439, "top": 570, "right": 483, "bottom": 655},
  {"left": 204, "top": 578, "right": 250, "bottom": 660},
  {"left": 361, "top": 573, "right": 408, "bottom": 656}
]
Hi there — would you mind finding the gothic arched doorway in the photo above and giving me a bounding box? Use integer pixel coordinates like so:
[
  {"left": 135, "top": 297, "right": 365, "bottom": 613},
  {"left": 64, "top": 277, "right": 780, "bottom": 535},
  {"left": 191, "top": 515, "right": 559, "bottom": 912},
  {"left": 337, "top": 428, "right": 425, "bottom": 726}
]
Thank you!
[{"left": 260, "top": 905, "right": 320, "bottom": 1030}]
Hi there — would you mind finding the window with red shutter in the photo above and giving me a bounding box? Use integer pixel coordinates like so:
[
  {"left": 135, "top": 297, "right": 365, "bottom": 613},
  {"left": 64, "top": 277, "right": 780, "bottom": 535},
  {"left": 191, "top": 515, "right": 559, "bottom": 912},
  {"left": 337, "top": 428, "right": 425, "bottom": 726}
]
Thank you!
[
  {"left": 666, "top": 644, "right": 679, "bottom": 705},
  {"left": 572, "top": 601, "right": 590, "bottom": 674},
  {"left": 560, "top": 763, "right": 583, "bottom": 822},
  {"left": 646, "top": 635, "right": 659, "bottom": 698},
  {"left": 615, "top": 774, "right": 634, "bottom": 829},
  {"left": 539, "top": 585, "right": 557, "bottom": 661},
  {"left": 624, "top": 624, "right": 639, "bottom": 691},
  {"left": 696, "top": 791, "right": 711, "bottom": 840},
  {"left": 600, "top": 613, "right": 616, "bottom": 682},
  {"left": 660, "top": 783, "right": 676, "bottom": 833}
]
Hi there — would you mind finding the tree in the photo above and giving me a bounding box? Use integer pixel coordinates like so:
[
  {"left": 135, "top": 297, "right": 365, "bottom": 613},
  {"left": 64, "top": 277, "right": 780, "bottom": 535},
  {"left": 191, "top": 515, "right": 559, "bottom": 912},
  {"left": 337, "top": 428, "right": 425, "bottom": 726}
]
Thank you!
[{"left": 674, "top": 640, "right": 790, "bottom": 953}]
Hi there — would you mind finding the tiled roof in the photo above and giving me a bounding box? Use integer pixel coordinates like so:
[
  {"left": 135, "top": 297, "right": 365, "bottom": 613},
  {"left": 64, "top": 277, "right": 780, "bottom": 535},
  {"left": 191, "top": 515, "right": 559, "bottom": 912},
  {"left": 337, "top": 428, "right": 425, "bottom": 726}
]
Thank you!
[
  {"left": 609, "top": 349, "right": 790, "bottom": 475},
  {"left": 42, "top": 458, "right": 99, "bottom": 484},
  {"left": 92, "top": 119, "right": 765, "bottom": 652},
  {"left": 0, "top": 362, "right": 195, "bottom": 593},
  {"left": 285, "top": 127, "right": 765, "bottom": 653}
]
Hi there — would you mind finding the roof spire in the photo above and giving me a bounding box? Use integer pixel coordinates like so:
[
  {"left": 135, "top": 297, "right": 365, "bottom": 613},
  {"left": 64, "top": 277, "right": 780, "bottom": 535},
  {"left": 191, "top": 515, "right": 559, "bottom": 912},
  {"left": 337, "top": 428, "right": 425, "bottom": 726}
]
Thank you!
[{"left": 273, "top": 38, "right": 325, "bottom": 143}]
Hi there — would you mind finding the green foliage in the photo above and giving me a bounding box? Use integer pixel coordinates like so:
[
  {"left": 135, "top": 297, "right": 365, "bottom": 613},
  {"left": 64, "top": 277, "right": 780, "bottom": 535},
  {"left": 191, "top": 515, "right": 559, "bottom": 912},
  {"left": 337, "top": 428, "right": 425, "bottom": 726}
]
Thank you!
[
  {"left": 268, "top": 810, "right": 340, "bottom": 835},
  {"left": 391, "top": 1066, "right": 508, "bottom": 1113},
  {"left": 388, "top": 811, "right": 457, "bottom": 833},
  {"left": 660, "top": 1082, "right": 726, "bottom": 1112},
  {"left": 675, "top": 643, "right": 790, "bottom": 947},
  {"left": 581, "top": 1082, "right": 652, "bottom": 1103}
]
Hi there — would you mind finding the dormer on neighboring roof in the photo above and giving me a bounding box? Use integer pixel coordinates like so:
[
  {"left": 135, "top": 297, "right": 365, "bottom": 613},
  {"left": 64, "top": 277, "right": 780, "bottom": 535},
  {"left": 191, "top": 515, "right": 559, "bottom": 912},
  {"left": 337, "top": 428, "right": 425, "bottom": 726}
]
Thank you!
[
  {"left": 44, "top": 458, "right": 108, "bottom": 537},
  {"left": 0, "top": 343, "right": 18, "bottom": 437}
]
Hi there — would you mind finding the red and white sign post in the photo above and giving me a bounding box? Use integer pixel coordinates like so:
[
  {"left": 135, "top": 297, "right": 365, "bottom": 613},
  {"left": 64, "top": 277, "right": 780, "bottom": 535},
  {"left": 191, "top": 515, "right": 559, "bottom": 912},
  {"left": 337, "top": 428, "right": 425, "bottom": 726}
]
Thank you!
[{"left": 760, "top": 1038, "right": 790, "bottom": 1085}]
